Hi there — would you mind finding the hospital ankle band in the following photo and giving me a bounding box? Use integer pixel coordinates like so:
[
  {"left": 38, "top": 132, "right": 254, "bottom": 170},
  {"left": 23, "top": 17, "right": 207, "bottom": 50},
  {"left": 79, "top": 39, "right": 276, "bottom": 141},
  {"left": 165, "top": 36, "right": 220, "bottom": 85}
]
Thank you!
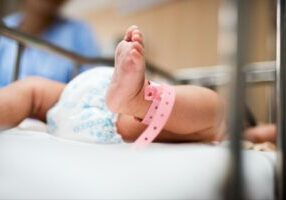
[
  {"left": 141, "top": 82, "right": 162, "bottom": 125},
  {"left": 132, "top": 81, "right": 176, "bottom": 149}
]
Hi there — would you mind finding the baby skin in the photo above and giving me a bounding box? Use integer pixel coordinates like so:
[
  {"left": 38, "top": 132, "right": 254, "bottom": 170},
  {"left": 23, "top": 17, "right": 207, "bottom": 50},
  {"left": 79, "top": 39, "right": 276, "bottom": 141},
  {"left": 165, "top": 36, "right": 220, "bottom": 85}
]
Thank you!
[{"left": 0, "top": 26, "right": 225, "bottom": 143}]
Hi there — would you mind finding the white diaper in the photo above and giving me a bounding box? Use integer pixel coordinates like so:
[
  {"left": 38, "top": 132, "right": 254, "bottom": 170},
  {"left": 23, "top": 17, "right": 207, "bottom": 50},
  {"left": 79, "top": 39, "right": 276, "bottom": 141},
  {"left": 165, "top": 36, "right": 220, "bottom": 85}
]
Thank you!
[{"left": 46, "top": 67, "right": 123, "bottom": 144}]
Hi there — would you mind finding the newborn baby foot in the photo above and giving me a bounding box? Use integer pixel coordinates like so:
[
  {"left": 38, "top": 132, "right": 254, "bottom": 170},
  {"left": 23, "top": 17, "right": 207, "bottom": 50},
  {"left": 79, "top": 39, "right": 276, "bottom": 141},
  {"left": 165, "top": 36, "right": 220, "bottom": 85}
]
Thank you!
[{"left": 106, "top": 25, "right": 147, "bottom": 114}]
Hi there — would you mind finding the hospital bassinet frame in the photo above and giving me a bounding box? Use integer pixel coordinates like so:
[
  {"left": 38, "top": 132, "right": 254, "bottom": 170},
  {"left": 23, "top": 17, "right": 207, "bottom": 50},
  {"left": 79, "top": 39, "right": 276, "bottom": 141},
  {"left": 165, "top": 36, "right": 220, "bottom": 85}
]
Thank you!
[
  {"left": 0, "top": 20, "right": 175, "bottom": 82},
  {"left": 0, "top": 0, "right": 285, "bottom": 199}
]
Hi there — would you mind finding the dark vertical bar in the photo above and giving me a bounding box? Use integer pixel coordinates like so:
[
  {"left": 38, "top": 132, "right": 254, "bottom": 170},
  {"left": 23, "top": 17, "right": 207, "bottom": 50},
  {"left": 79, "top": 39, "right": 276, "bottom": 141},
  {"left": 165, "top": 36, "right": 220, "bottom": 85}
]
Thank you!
[
  {"left": 219, "top": 0, "right": 249, "bottom": 199},
  {"left": 226, "top": 1, "right": 248, "bottom": 198},
  {"left": 276, "top": 0, "right": 286, "bottom": 199},
  {"left": 13, "top": 42, "right": 24, "bottom": 81},
  {"left": 270, "top": 85, "right": 276, "bottom": 123},
  {"left": 72, "top": 63, "right": 81, "bottom": 78},
  {"left": 245, "top": 106, "right": 257, "bottom": 127}
]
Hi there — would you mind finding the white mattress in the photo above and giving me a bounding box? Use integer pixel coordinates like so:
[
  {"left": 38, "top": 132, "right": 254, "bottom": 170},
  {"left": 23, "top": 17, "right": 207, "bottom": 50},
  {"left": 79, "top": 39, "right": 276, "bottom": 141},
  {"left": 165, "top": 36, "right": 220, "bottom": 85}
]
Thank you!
[{"left": 0, "top": 122, "right": 276, "bottom": 200}]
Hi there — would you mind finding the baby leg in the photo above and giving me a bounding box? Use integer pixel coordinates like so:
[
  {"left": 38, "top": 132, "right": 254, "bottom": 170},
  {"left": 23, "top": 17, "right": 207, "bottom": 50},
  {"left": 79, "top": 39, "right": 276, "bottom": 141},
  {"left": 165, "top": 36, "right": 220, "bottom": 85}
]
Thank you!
[
  {"left": 245, "top": 124, "right": 276, "bottom": 143},
  {"left": 116, "top": 114, "right": 224, "bottom": 143},
  {"left": 106, "top": 26, "right": 225, "bottom": 142},
  {"left": 0, "top": 77, "right": 65, "bottom": 130}
]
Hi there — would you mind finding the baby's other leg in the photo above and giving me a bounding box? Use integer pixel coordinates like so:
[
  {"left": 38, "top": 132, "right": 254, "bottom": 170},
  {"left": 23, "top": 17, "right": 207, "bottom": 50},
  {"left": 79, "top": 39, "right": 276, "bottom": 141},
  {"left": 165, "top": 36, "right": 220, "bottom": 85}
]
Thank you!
[
  {"left": 245, "top": 124, "right": 276, "bottom": 143},
  {"left": 0, "top": 77, "right": 65, "bottom": 130}
]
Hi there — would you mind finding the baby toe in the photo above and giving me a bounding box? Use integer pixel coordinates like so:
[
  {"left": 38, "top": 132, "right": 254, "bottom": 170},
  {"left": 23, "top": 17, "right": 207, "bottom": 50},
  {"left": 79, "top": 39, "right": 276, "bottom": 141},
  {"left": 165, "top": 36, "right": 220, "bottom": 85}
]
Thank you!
[
  {"left": 132, "top": 41, "right": 143, "bottom": 54},
  {"left": 131, "top": 48, "right": 141, "bottom": 58},
  {"left": 132, "top": 30, "right": 144, "bottom": 44},
  {"left": 124, "top": 25, "right": 139, "bottom": 41}
]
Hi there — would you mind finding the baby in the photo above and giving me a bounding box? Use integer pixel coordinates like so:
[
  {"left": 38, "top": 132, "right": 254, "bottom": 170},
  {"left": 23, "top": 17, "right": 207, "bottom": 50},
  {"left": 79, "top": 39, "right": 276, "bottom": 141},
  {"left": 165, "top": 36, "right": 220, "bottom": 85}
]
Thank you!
[{"left": 0, "top": 26, "right": 225, "bottom": 144}]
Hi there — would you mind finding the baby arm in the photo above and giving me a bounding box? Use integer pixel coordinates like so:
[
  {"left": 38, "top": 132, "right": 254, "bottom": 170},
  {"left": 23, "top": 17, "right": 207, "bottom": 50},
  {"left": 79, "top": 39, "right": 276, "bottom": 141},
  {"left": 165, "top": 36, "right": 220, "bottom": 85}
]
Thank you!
[{"left": 0, "top": 77, "right": 65, "bottom": 130}]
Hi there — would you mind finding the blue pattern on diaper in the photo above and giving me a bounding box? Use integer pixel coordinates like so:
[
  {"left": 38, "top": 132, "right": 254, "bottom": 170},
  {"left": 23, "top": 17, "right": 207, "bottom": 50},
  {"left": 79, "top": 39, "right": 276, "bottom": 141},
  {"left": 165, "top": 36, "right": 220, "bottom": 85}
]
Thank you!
[
  {"left": 46, "top": 67, "right": 123, "bottom": 144},
  {"left": 47, "top": 117, "right": 58, "bottom": 134}
]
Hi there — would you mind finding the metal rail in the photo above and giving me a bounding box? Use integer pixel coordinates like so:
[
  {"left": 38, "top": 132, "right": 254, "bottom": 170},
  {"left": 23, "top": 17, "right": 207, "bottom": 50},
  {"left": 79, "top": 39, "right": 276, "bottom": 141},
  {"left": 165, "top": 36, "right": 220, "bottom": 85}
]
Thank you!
[
  {"left": 12, "top": 42, "right": 24, "bottom": 80},
  {"left": 0, "top": 21, "right": 176, "bottom": 82},
  {"left": 220, "top": 0, "right": 249, "bottom": 199},
  {"left": 276, "top": 0, "right": 286, "bottom": 199},
  {"left": 227, "top": 0, "right": 248, "bottom": 198},
  {"left": 174, "top": 61, "right": 276, "bottom": 86},
  {"left": 0, "top": 21, "right": 114, "bottom": 66}
]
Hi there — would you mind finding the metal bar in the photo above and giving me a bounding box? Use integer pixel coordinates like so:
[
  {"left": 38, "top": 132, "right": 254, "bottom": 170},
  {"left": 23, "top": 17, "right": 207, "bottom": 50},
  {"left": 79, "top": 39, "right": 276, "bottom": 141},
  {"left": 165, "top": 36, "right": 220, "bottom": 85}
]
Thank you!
[
  {"left": 174, "top": 61, "right": 276, "bottom": 85},
  {"left": 224, "top": 1, "right": 247, "bottom": 198},
  {"left": 245, "top": 106, "right": 257, "bottom": 127},
  {"left": 72, "top": 63, "right": 81, "bottom": 79},
  {"left": 13, "top": 42, "right": 24, "bottom": 81},
  {"left": 270, "top": 84, "right": 276, "bottom": 123},
  {"left": 219, "top": 0, "right": 249, "bottom": 199},
  {"left": 268, "top": 84, "right": 275, "bottom": 123},
  {"left": 276, "top": 0, "right": 286, "bottom": 199},
  {"left": 0, "top": 22, "right": 113, "bottom": 66},
  {"left": 146, "top": 63, "right": 176, "bottom": 82}
]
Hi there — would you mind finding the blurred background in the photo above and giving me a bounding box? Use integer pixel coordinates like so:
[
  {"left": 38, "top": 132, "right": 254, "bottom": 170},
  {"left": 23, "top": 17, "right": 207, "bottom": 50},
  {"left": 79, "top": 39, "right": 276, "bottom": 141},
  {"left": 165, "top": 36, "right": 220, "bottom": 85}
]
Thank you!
[{"left": 0, "top": 0, "right": 277, "bottom": 123}]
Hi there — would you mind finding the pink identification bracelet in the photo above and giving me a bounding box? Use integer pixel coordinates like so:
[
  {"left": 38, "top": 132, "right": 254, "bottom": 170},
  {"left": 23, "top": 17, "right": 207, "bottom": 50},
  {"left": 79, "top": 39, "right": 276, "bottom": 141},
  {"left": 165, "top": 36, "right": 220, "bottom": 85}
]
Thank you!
[{"left": 132, "top": 81, "right": 176, "bottom": 149}]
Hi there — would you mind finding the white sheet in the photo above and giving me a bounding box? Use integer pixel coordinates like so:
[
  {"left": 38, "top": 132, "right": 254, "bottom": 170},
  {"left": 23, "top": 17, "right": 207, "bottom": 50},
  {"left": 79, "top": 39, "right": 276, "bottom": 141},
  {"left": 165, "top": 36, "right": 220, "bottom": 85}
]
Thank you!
[{"left": 0, "top": 128, "right": 276, "bottom": 200}]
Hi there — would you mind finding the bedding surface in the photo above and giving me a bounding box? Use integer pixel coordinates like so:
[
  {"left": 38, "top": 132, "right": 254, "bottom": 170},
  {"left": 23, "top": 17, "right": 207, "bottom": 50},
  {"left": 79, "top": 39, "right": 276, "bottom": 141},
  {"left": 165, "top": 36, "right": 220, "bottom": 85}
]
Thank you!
[{"left": 0, "top": 126, "right": 276, "bottom": 200}]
